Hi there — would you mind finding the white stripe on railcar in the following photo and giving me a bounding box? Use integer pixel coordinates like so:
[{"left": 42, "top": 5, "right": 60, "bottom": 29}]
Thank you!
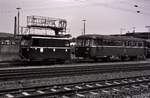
[
  {"left": 31, "top": 36, "right": 71, "bottom": 40},
  {"left": 30, "top": 46, "right": 71, "bottom": 49}
]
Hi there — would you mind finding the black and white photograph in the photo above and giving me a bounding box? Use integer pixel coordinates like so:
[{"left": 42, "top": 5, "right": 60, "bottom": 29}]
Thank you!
[{"left": 0, "top": 0, "right": 150, "bottom": 98}]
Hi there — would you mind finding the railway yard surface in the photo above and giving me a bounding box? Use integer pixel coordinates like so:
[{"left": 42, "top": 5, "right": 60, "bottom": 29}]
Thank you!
[
  {"left": 1, "top": 6, "right": 150, "bottom": 97},
  {"left": 0, "top": 60, "right": 150, "bottom": 98}
]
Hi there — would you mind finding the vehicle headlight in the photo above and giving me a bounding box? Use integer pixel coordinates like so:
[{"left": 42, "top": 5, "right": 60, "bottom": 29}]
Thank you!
[{"left": 86, "top": 48, "right": 89, "bottom": 51}]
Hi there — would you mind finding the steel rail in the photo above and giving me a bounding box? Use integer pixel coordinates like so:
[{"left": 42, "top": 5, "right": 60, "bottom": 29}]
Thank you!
[
  {"left": 0, "top": 62, "right": 150, "bottom": 80},
  {"left": 1, "top": 75, "right": 150, "bottom": 98}
]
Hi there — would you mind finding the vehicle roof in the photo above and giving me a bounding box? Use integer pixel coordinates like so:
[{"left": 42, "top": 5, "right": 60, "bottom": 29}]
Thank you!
[
  {"left": 20, "top": 34, "right": 71, "bottom": 40},
  {"left": 77, "top": 34, "right": 144, "bottom": 42},
  {"left": 20, "top": 34, "right": 65, "bottom": 37}
]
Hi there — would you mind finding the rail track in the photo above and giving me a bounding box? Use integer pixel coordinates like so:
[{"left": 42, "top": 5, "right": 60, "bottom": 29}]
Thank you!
[
  {"left": 0, "top": 61, "right": 150, "bottom": 81},
  {"left": 1, "top": 61, "right": 150, "bottom": 81},
  {"left": 0, "top": 75, "right": 150, "bottom": 98},
  {"left": 0, "top": 61, "right": 150, "bottom": 97}
]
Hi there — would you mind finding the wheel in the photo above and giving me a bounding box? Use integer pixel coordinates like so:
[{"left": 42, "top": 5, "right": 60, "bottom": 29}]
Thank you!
[
  {"left": 93, "top": 58, "right": 98, "bottom": 62},
  {"left": 129, "top": 56, "right": 137, "bottom": 61},
  {"left": 120, "top": 56, "right": 126, "bottom": 61},
  {"left": 101, "top": 57, "right": 110, "bottom": 62}
]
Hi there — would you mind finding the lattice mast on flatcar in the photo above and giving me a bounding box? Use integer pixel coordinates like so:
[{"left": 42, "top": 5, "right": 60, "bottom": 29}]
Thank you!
[{"left": 21, "top": 16, "right": 67, "bottom": 36}]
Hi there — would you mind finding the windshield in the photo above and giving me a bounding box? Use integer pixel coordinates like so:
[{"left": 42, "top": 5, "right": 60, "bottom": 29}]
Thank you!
[
  {"left": 21, "top": 40, "right": 30, "bottom": 46},
  {"left": 76, "top": 39, "right": 92, "bottom": 46},
  {"left": 32, "top": 38, "right": 70, "bottom": 47}
]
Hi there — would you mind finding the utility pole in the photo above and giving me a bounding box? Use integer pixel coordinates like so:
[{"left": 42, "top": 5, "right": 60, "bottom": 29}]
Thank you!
[
  {"left": 145, "top": 26, "right": 150, "bottom": 39},
  {"left": 132, "top": 27, "right": 136, "bottom": 33},
  {"left": 120, "top": 28, "right": 125, "bottom": 35},
  {"left": 16, "top": 7, "right": 21, "bottom": 35},
  {"left": 82, "top": 19, "right": 86, "bottom": 35},
  {"left": 14, "top": 16, "right": 17, "bottom": 38}
]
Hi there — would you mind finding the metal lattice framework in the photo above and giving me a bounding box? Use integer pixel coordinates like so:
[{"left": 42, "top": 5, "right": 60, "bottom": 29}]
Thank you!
[{"left": 26, "top": 16, "right": 67, "bottom": 35}]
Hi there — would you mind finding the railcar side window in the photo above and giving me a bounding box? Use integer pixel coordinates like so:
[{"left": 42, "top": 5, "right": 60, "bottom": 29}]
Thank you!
[
  {"left": 93, "top": 39, "right": 102, "bottom": 46},
  {"left": 129, "top": 41, "right": 137, "bottom": 46},
  {"left": 103, "top": 40, "right": 110, "bottom": 46},
  {"left": 129, "top": 41, "right": 132, "bottom": 46},
  {"left": 138, "top": 42, "right": 143, "bottom": 47},
  {"left": 109, "top": 40, "right": 116, "bottom": 46},
  {"left": 93, "top": 40, "right": 97, "bottom": 46},
  {"left": 115, "top": 41, "right": 123, "bottom": 46},
  {"left": 85, "top": 39, "right": 91, "bottom": 46},
  {"left": 146, "top": 41, "right": 150, "bottom": 48},
  {"left": 133, "top": 42, "right": 137, "bottom": 46},
  {"left": 102, "top": 40, "right": 109, "bottom": 46},
  {"left": 76, "top": 39, "right": 82, "bottom": 46},
  {"left": 21, "top": 40, "right": 29, "bottom": 46},
  {"left": 102, "top": 39, "right": 123, "bottom": 46},
  {"left": 32, "top": 38, "right": 70, "bottom": 47},
  {"left": 125, "top": 41, "right": 129, "bottom": 46}
]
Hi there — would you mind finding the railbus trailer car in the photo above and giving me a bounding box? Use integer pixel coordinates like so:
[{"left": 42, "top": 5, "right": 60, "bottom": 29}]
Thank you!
[
  {"left": 145, "top": 39, "right": 150, "bottom": 58},
  {"left": 75, "top": 34, "right": 146, "bottom": 61}
]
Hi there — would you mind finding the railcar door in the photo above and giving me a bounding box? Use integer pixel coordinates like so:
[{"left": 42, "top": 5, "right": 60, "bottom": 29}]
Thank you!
[
  {"left": 20, "top": 37, "right": 31, "bottom": 59},
  {"left": 92, "top": 39, "right": 103, "bottom": 58}
]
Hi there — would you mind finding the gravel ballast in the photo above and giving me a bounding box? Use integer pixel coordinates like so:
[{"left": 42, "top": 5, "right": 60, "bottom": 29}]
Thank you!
[{"left": 1, "top": 70, "right": 150, "bottom": 91}]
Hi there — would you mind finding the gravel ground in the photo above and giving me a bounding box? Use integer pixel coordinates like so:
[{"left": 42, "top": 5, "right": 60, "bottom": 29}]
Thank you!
[
  {"left": 1, "top": 70, "right": 150, "bottom": 91},
  {"left": 132, "top": 93, "right": 150, "bottom": 98}
]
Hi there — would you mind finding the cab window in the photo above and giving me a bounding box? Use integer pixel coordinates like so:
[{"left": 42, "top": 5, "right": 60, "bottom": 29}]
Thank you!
[{"left": 77, "top": 39, "right": 92, "bottom": 46}]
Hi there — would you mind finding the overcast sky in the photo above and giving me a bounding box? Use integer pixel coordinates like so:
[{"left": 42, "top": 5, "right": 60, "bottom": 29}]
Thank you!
[{"left": 0, "top": 0, "right": 150, "bottom": 37}]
